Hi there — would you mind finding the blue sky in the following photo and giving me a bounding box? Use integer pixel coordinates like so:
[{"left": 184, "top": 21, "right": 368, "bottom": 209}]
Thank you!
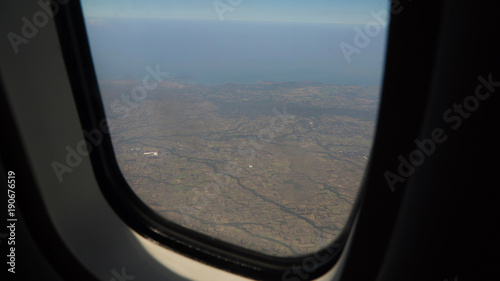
[
  {"left": 82, "top": 0, "right": 388, "bottom": 24},
  {"left": 82, "top": 0, "right": 389, "bottom": 85}
]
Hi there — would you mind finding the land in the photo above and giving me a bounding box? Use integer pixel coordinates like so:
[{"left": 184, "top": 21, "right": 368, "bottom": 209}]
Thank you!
[{"left": 99, "top": 80, "right": 379, "bottom": 256}]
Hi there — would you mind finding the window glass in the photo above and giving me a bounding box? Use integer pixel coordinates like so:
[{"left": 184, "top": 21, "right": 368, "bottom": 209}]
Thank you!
[{"left": 81, "top": 0, "right": 388, "bottom": 256}]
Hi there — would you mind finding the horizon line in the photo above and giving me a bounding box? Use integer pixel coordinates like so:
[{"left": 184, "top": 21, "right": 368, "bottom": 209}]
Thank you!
[{"left": 85, "top": 16, "right": 374, "bottom": 25}]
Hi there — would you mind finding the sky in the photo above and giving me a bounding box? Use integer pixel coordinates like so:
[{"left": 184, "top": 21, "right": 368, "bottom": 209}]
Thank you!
[
  {"left": 82, "top": 0, "right": 388, "bottom": 24},
  {"left": 81, "top": 0, "right": 389, "bottom": 85}
]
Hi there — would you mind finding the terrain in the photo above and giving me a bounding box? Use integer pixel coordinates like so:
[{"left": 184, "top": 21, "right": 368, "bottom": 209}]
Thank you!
[{"left": 99, "top": 80, "right": 379, "bottom": 256}]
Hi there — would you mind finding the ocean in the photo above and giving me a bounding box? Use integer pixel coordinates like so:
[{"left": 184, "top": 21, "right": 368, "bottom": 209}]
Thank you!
[{"left": 84, "top": 18, "right": 387, "bottom": 86}]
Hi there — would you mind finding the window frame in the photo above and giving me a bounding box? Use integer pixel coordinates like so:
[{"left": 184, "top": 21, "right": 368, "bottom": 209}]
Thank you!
[
  {"left": 4, "top": 0, "right": 498, "bottom": 279},
  {"left": 52, "top": 1, "right": 361, "bottom": 279}
]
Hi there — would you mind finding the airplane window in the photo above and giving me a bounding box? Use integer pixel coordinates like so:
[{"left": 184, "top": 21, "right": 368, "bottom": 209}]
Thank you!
[{"left": 80, "top": 0, "right": 388, "bottom": 257}]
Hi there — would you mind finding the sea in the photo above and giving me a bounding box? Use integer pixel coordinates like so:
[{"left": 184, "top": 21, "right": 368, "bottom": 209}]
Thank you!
[{"left": 84, "top": 18, "right": 387, "bottom": 86}]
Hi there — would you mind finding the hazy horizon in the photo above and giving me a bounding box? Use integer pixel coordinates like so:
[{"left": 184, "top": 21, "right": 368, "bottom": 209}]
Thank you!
[{"left": 83, "top": 18, "right": 387, "bottom": 86}]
